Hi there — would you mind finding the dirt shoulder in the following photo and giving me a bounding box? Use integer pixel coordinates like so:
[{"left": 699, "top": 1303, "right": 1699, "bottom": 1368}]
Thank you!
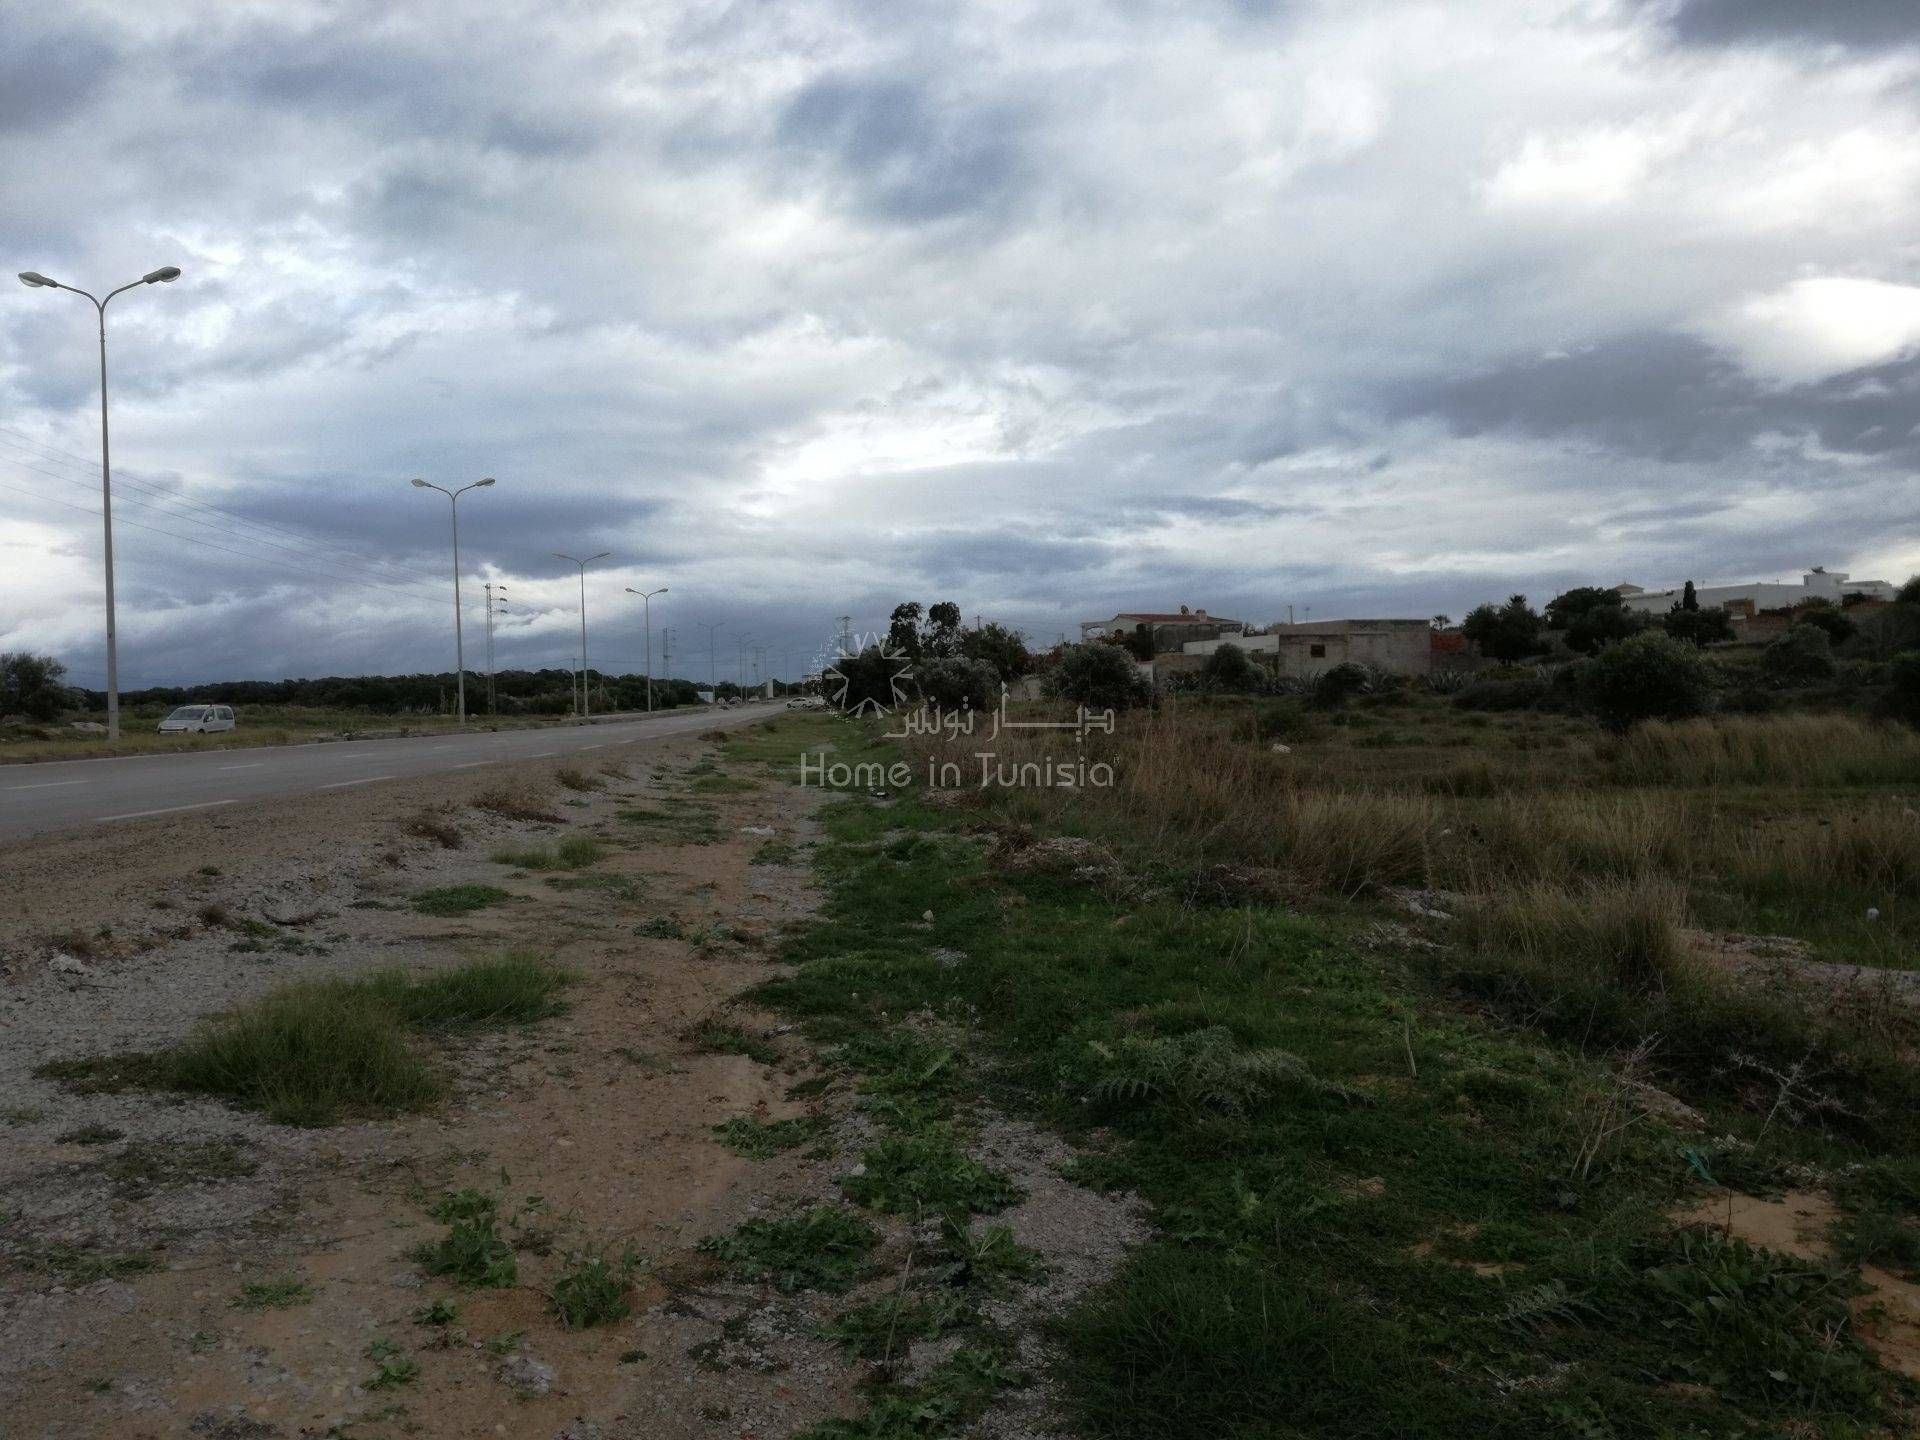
[{"left": 1, "top": 723, "right": 853, "bottom": 1438}]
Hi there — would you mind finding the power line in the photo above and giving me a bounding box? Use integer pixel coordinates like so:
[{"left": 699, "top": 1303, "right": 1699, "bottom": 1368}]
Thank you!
[
  {"left": 0, "top": 476, "right": 454, "bottom": 602},
  {"left": 0, "top": 429, "right": 445, "bottom": 596},
  {"left": 0, "top": 455, "right": 449, "bottom": 603}
]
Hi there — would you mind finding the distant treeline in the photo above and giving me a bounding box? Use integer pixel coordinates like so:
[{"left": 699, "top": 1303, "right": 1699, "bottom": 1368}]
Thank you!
[{"left": 80, "top": 669, "right": 796, "bottom": 717}]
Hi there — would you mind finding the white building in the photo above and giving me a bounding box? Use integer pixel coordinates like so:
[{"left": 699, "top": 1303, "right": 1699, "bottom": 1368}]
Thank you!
[{"left": 1615, "top": 568, "right": 1897, "bottom": 617}]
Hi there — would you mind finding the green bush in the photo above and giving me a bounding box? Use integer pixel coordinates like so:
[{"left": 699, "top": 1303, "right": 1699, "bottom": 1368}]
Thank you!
[
  {"left": 916, "top": 657, "right": 1000, "bottom": 714},
  {"left": 1451, "top": 677, "right": 1547, "bottom": 712},
  {"left": 1199, "top": 644, "right": 1261, "bottom": 694},
  {"left": 1047, "top": 643, "right": 1151, "bottom": 711},
  {"left": 1762, "top": 623, "right": 1836, "bottom": 685},
  {"left": 1578, "top": 631, "right": 1713, "bottom": 731},
  {"left": 1311, "top": 662, "right": 1372, "bottom": 706},
  {"left": 1884, "top": 652, "right": 1920, "bottom": 729}
]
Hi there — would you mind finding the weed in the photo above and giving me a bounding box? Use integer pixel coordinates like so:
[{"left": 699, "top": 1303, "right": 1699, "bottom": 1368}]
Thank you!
[
  {"left": 1831, "top": 1206, "right": 1920, "bottom": 1272},
  {"left": 933, "top": 1217, "right": 1044, "bottom": 1293},
  {"left": 636, "top": 916, "right": 685, "bottom": 939},
  {"left": 551, "top": 1248, "right": 641, "bottom": 1329},
  {"left": 815, "top": 1289, "right": 971, "bottom": 1359},
  {"left": 99, "top": 1137, "right": 257, "bottom": 1193},
  {"left": 1086, "top": 1027, "right": 1322, "bottom": 1116},
  {"left": 409, "top": 884, "right": 511, "bottom": 916},
  {"left": 413, "top": 1297, "right": 459, "bottom": 1326},
  {"left": 841, "top": 1129, "right": 1020, "bottom": 1215},
  {"left": 555, "top": 765, "right": 603, "bottom": 792},
  {"left": 232, "top": 1275, "right": 313, "bottom": 1311},
  {"left": 366, "top": 1352, "right": 419, "bottom": 1389},
  {"left": 617, "top": 805, "right": 721, "bottom": 844},
  {"left": 712, "top": 1114, "right": 824, "bottom": 1158},
  {"left": 753, "top": 839, "right": 799, "bottom": 865},
  {"left": 472, "top": 786, "right": 563, "bottom": 823},
  {"left": 1458, "top": 876, "right": 1690, "bottom": 992},
  {"left": 414, "top": 1215, "right": 518, "bottom": 1288},
  {"left": 799, "top": 1341, "right": 1015, "bottom": 1439},
  {"left": 403, "top": 810, "right": 464, "bottom": 848},
  {"left": 484, "top": 1329, "right": 524, "bottom": 1355},
  {"left": 701, "top": 1207, "right": 878, "bottom": 1293}
]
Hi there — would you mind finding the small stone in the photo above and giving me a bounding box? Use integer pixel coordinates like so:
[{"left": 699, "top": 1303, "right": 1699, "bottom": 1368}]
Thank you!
[{"left": 496, "top": 1354, "right": 554, "bottom": 1397}]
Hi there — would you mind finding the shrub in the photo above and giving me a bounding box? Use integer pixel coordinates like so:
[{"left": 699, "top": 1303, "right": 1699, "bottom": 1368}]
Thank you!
[
  {"left": 1199, "top": 644, "right": 1261, "bottom": 694},
  {"left": 1451, "top": 677, "right": 1547, "bottom": 712},
  {"left": 1762, "top": 623, "right": 1835, "bottom": 685},
  {"left": 1461, "top": 595, "right": 1545, "bottom": 662},
  {"left": 1578, "top": 631, "right": 1713, "bottom": 731},
  {"left": 1884, "top": 652, "right": 1920, "bottom": 729},
  {"left": 554, "top": 766, "right": 602, "bottom": 792},
  {"left": 409, "top": 884, "right": 510, "bottom": 916},
  {"left": 414, "top": 1216, "right": 517, "bottom": 1288},
  {"left": 1663, "top": 606, "right": 1734, "bottom": 647},
  {"left": 1047, "top": 643, "right": 1151, "bottom": 711},
  {"left": 471, "top": 787, "right": 562, "bottom": 823},
  {"left": 916, "top": 657, "right": 1000, "bottom": 714},
  {"left": 1458, "top": 876, "right": 1689, "bottom": 992},
  {"left": 0, "top": 651, "right": 72, "bottom": 721},
  {"left": 1312, "top": 662, "right": 1372, "bottom": 706}
]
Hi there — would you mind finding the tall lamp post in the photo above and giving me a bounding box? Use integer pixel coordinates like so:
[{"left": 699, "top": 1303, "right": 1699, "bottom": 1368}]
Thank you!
[
  {"left": 410, "top": 477, "right": 494, "bottom": 724},
  {"left": 555, "top": 551, "right": 610, "bottom": 717},
  {"left": 698, "top": 620, "right": 723, "bottom": 702},
  {"left": 18, "top": 264, "right": 183, "bottom": 742},
  {"left": 625, "top": 586, "right": 668, "bottom": 712}
]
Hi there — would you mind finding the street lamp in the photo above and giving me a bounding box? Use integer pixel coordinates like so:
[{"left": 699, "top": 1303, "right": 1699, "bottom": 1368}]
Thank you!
[
  {"left": 555, "top": 551, "right": 610, "bottom": 717},
  {"left": 18, "top": 263, "right": 182, "bottom": 741},
  {"left": 625, "top": 586, "right": 668, "bottom": 712},
  {"left": 409, "top": 477, "right": 494, "bottom": 725},
  {"left": 698, "top": 620, "right": 723, "bottom": 702}
]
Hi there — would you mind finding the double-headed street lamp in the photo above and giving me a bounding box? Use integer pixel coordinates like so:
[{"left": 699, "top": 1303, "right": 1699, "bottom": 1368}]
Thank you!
[
  {"left": 18, "top": 264, "right": 182, "bottom": 741},
  {"left": 625, "top": 586, "right": 668, "bottom": 712},
  {"left": 409, "top": 477, "right": 495, "bottom": 725},
  {"left": 555, "top": 551, "right": 610, "bottom": 717},
  {"left": 698, "top": 620, "right": 723, "bottom": 700}
]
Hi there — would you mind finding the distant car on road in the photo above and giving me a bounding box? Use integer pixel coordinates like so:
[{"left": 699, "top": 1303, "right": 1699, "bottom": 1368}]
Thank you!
[{"left": 157, "top": 704, "right": 235, "bottom": 735}]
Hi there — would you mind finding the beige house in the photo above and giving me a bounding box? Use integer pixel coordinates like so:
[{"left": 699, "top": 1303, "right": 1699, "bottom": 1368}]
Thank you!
[
  {"left": 1080, "top": 607, "right": 1246, "bottom": 654},
  {"left": 1179, "top": 619, "right": 1431, "bottom": 679}
]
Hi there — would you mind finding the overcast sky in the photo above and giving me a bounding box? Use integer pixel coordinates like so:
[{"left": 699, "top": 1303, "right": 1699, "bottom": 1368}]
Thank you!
[{"left": 3, "top": 0, "right": 1918, "bottom": 688}]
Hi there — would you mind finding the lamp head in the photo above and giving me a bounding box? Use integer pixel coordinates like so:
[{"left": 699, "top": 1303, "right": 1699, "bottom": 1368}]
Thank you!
[
  {"left": 143, "top": 266, "right": 182, "bottom": 284},
  {"left": 474, "top": 476, "right": 495, "bottom": 488},
  {"left": 410, "top": 478, "right": 429, "bottom": 488},
  {"left": 18, "top": 271, "right": 57, "bottom": 288}
]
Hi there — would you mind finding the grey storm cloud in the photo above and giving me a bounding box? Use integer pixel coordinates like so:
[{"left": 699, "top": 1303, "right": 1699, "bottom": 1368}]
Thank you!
[{"left": 5, "top": 0, "right": 1920, "bottom": 686}]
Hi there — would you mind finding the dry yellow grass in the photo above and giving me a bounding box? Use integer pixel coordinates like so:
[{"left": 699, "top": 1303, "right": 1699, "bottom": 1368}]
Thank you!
[{"left": 1608, "top": 714, "right": 1920, "bottom": 788}]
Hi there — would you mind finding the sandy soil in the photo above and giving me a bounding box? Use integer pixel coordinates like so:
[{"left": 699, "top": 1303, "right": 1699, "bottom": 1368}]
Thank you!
[{"left": 0, "top": 722, "right": 1142, "bottom": 1439}]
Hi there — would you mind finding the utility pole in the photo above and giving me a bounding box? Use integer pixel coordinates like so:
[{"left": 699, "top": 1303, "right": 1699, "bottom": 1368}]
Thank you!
[
  {"left": 625, "top": 586, "right": 668, "bottom": 712},
  {"left": 18, "top": 263, "right": 183, "bottom": 742},
  {"left": 410, "top": 477, "right": 496, "bottom": 724},
  {"left": 698, "top": 621, "right": 723, "bottom": 701},
  {"left": 484, "top": 583, "right": 509, "bottom": 714},
  {"left": 554, "top": 551, "right": 610, "bottom": 718},
  {"left": 836, "top": 615, "right": 853, "bottom": 656}
]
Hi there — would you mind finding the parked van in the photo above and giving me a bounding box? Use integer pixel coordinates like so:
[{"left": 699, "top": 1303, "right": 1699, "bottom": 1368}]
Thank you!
[{"left": 157, "top": 704, "right": 236, "bottom": 734}]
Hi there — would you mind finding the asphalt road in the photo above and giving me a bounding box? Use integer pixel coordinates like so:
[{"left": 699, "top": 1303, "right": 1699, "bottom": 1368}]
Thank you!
[{"left": 0, "top": 703, "right": 785, "bottom": 843}]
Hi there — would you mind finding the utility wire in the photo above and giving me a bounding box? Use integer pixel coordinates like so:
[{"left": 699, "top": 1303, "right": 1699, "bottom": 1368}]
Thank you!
[{"left": 0, "top": 429, "right": 446, "bottom": 596}]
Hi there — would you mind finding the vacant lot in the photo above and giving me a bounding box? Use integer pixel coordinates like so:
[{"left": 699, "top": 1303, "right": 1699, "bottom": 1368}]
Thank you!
[{"left": 747, "top": 693, "right": 1920, "bottom": 1437}]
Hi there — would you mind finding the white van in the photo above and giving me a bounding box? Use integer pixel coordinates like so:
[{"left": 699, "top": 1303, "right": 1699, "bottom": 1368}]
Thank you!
[{"left": 157, "top": 704, "right": 236, "bottom": 735}]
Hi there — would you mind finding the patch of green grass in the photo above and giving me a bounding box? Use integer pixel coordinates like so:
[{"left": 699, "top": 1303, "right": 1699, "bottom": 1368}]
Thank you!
[
  {"left": 690, "top": 773, "right": 758, "bottom": 794},
  {"left": 3, "top": 1106, "right": 46, "bottom": 1125},
  {"left": 752, "top": 839, "right": 799, "bottom": 865},
  {"left": 413, "top": 1296, "right": 459, "bottom": 1326},
  {"left": 409, "top": 883, "right": 512, "bottom": 916},
  {"left": 31, "top": 1244, "right": 155, "bottom": 1285},
  {"left": 840, "top": 1129, "right": 1020, "bottom": 1216},
  {"left": 490, "top": 834, "right": 603, "bottom": 870},
  {"left": 366, "top": 1351, "right": 419, "bottom": 1389},
  {"left": 687, "top": 1019, "right": 781, "bottom": 1065},
  {"left": 545, "top": 872, "right": 646, "bottom": 901},
  {"left": 40, "top": 955, "right": 570, "bottom": 1126},
  {"left": 798, "top": 1340, "right": 1016, "bottom": 1440},
  {"left": 700, "top": 1207, "right": 878, "bottom": 1293},
  {"left": 636, "top": 916, "right": 685, "bottom": 939},
  {"left": 712, "top": 1114, "right": 825, "bottom": 1158},
  {"left": 551, "top": 1248, "right": 641, "bottom": 1329},
  {"left": 232, "top": 1274, "right": 313, "bottom": 1311},
  {"left": 1831, "top": 1205, "right": 1920, "bottom": 1273}
]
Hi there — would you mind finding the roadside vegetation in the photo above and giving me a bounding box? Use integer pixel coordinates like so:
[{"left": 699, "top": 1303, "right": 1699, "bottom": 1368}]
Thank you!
[
  {"left": 726, "top": 688, "right": 1920, "bottom": 1436},
  {"left": 39, "top": 953, "right": 570, "bottom": 1124}
]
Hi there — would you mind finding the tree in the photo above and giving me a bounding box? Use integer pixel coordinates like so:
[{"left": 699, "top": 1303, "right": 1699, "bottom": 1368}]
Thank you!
[
  {"left": 1680, "top": 580, "right": 1699, "bottom": 612},
  {"left": 826, "top": 645, "right": 912, "bottom": 714},
  {"left": 887, "top": 603, "right": 925, "bottom": 665},
  {"left": 1578, "top": 631, "right": 1713, "bottom": 732},
  {"left": 959, "top": 622, "right": 1031, "bottom": 680},
  {"left": 1461, "top": 595, "right": 1545, "bottom": 663},
  {"left": 0, "top": 652, "right": 71, "bottom": 722},
  {"left": 1431, "top": 614, "right": 1453, "bottom": 630},
  {"left": 1899, "top": 576, "right": 1920, "bottom": 606},
  {"left": 1662, "top": 606, "right": 1733, "bottom": 648},
  {"left": 1544, "top": 587, "right": 1625, "bottom": 631},
  {"left": 1047, "top": 643, "right": 1150, "bottom": 710},
  {"left": 1199, "top": 642, "right": 1260, "bottom": 692},
  {"left": 1762, "top": 623, "right": 1836, "bottom": 684},
  {"left": 915, "top": 657, "right": 998, "bottom": 714}
]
